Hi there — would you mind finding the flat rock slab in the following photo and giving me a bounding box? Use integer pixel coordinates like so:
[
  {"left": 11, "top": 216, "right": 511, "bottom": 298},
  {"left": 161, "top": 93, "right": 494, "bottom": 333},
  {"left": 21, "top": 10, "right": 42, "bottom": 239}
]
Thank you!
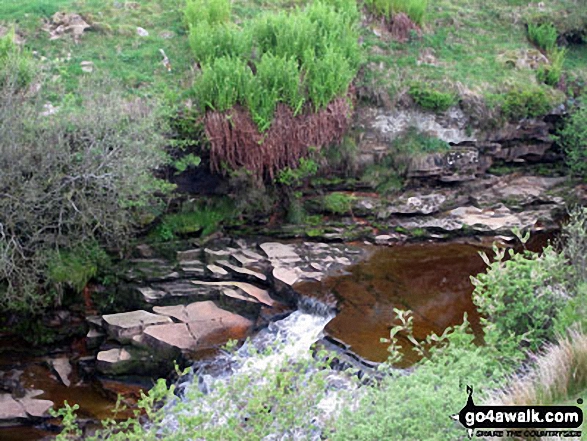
[
  {"left": 153, "top": 300, "right": 246, "bottom": 324},
  {"left": 102, "top": 310, "right": 172, "bottom": 342},
  {"left": 145, "top": 301, "right": 253, "bottom": 353},
  {"left": 49, "top": 357, "right": 72, "bottom": 387},
  {"left": 0, "top": 392, "right": 53, "bottom": 421},
  {"left": 259, "top": 243, "right": 300, "bottom": 262},
  {"left": 378, "top": 193, "right": 447, "bottom": 217},
  {"left": 0, "top": 393, "right": 26, "bottom": 420},
  {"left": 96, "top": 346, "right": 168, "bottom": 376},
  {"left": 216, "top": 260, "right": 267, "bottom": 282},
  {"left": 143, "top": 320, "right": 252, "bottom": 353},
  {"left": 177, "top": 249, "right": 201, "bottom": 262},
  {"left": 191, "top": 281, "right": 275, "bottom": 306}
]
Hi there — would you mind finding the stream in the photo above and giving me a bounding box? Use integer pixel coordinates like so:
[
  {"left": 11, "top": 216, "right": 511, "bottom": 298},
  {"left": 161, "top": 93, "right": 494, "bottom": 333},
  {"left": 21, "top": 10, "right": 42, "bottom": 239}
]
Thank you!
[{"left": 0, "top": 235, "right": 553, "bottom": 439}]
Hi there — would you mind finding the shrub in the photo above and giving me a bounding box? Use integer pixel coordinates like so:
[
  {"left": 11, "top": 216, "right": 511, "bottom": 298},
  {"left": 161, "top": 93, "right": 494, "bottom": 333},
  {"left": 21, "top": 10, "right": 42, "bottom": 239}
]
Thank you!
[
  {"left": 185, "top": 0, "right": 231, "bottom": 27},
  {"left": 189, "top": 0, "right": 360, "bottom": 121},
  {"left": 557, "top": 98, "right": 587, "bottom": 178},
  {"left": 527, "top": 22, "right": 558, "bottom": 53},
  {"left": 193, "top": 56, "right": 254, "bottom": 112},
  {"left": 471, "top": 241, "right": 568, "bottom": 357},
  {"left": 409, "top": 83, "right": 457, "bottom": 112},
  {"left": 0, "top": 28, "right": 35, "bottom": 88},
  {"left": 496, "top": 85, "right": 553, "bottom": 120},
  {"left": 0, "top": 78, "right": 171, "bottom": 313},
  {"left": 46, "top": 242, "right": 111, "bottom": 295},
  {"left": 155, "top": 199, "right": 235, "bottom": 240},
  {"left": 323, "top": 192, "right": 354, "bottom": 214},
  {"left": 536, "top": 47, "right": 566, "bottom": 86},
  {"left": 335, "top": 319, "right": 509, "bottom": 441},
  {"left": 188, "top": 23, "right": 252, "bottom": 65}
]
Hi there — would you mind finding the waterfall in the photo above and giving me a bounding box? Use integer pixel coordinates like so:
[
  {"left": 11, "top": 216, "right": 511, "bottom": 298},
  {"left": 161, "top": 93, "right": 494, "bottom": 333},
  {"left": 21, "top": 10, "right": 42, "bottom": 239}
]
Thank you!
[{"left": 157, "top": 297, "right": 357, "bottom": 439}]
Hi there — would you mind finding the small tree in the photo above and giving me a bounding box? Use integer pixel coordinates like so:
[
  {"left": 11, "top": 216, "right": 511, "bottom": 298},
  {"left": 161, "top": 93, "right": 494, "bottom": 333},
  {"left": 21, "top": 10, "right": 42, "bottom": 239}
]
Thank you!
[{"left": 0, "top": 74, "right": 172, "bottom": 313}]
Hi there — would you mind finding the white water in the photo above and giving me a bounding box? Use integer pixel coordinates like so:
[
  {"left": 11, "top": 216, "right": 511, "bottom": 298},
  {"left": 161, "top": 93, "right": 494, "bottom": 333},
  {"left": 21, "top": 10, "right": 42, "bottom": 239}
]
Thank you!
[{"left": 157, "top": 300, "right": 358, "bottom": 439}]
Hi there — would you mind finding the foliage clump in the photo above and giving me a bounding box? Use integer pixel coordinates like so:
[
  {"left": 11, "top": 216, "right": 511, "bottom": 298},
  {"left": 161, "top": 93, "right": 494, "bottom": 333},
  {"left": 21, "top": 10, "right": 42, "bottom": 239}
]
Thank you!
[
  {"left": 472, "top": 237, "right": 567, "bottom": 356},
  {"left": 0, "top": 77, "right": 171, "bottom": 313},
  {"left": 557, "top": 97, "right": 587, "bottom": 178},
  {"left": 409, "top": 83, "right": 457, "bottom": 112},
  {"left": 186, "top": 0, "right": 360, "bottom": 179},
  {"left": 0, "top": 28, "right": 35, "bottom": 88},
  {"left": 493, "top": 85, "right": 556, "bottom": 120}
]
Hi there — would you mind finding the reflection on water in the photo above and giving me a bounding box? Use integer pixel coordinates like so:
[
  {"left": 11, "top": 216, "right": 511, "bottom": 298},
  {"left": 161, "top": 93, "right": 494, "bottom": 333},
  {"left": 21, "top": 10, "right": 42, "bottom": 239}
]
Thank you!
[{"left": 296, "top": 242, "right": 488, "bottom": 365}]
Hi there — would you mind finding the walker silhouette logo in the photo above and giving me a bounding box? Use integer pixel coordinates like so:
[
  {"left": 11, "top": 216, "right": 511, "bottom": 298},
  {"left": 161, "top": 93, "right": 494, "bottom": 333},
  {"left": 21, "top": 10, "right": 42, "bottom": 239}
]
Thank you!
[{"left": 451, "top": 386, "right": 583, "bottom": 439}]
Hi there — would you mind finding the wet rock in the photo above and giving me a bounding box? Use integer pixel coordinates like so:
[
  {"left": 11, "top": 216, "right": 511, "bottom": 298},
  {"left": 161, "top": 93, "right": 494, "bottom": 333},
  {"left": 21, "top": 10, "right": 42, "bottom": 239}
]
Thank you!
[
  {"left": 143, "top": 302, "right": 253, "bottom": 355},
  {"left": 397, "top": 204, "right": 557, "bottom": 234},
  {"left": 259, "top": 243, "right": 301, "bottom": 263},
  {"left": 18, "top": 392, "right": 53, "bottom": 418},
  {"left": 102, "top": 310, "right": 172, "bottom": 343},
  {"left": 149, "top": 281, "right": 220, "bottom": 304},
  {"left": 191, "top": 281, "right": 276, "bottom": 307},
  {"left": 378, "top": 193, "right": 447, "bottom": 217},
  {"left": 136, "top": 286, "right": 167, "bottom": 304},
  {"left": 0, "top": 393, "right": 27, "bottom": 421},
  {"left": 177, "top": 248, "right": 201, "bottom": 262},
  {"left": 86, "top": 328, "right": 105, "bottom": 350},
  {"left": 135, "top": 244, "right": 155, "bottom": 258},
  {"left": 96, "top": 346, "right": 169, "bottom": 376},
  {"left": 474, "top": 175, "right": 567, "bottom": 207},
  {"left": 48, "top": 357, "right": 72, "bottom": 387},
  {"left": 0, "top": 391, "right": 53, "bottom": 423},
  {"left": 273, "top": 267, "right": 299, "bottom": 286},
  {"left": 206, "top": 264, "right": 230, "bottom": 279},
  {"left": 124, "top": 259, "right": 178, "bottom": 282},
  {"left": 216, "top": 260, "right": 267, "bottom": 282}
]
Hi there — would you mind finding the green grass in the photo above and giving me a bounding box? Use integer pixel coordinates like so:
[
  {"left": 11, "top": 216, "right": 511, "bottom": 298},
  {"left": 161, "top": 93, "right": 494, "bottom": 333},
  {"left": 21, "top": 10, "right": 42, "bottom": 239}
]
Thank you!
[
  {"left": 1, "top": 0, "right": 194, "bottom": 100},
  {"left": 359, "top": 0, "right": 582, "bottom": 108},
  {"left": 0, "top": 0, "right": 74, "bottom": 20}
]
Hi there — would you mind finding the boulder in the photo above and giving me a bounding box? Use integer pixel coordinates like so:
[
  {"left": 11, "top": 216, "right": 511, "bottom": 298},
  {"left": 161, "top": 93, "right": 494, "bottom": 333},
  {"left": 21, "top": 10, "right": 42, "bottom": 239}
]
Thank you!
[
  {"left": 102, "top": 310, "right": 172, "bottom": 343},
  {"left": 144, "top": 301, "right": 253, "bottom": 354}
]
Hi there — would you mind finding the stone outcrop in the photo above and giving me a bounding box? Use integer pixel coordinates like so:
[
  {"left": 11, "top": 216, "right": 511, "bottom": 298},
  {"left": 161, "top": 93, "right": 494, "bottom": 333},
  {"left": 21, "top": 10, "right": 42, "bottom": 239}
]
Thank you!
[
  {"left": 91, "top": 240, "right": 366, "bottom": 377},
  {"left": 355, "top": 103, "right": 563, "bottom": 182}
]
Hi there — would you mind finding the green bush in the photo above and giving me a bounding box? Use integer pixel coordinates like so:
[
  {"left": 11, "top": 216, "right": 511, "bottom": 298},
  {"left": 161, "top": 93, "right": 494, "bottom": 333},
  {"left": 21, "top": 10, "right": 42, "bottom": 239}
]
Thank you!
[
  {"left": 185, "top": 0, "right": 231, "bottom": 27},
  {"left": 192, "top": 56, "right": 253, "bottom": 112},
  {"left": 335, "top": 319, "right": 509, "bottom": 441},
  {"left": 323, "top": 192, "right": 354, "bottom": 214},
  {"left": 188, "top": 23, "right": 252, "bottom": 65},
  {"left": 557, "top": 98, "right": 587, "bottom": 178},
  {"left": 0, "top": 78, "right": 171, "bottom": 313},
  {"left": 0, "top": 28, "right": 35, "bottom": 88},
  {"left": 188, "top": 0, "right": 360, "bottom": 130},
  {"left": 527, "top": 22, "right": 558, "bottom": 52},
  {"left": 537, "top": 48, "right": 566, "bottom": 86},
  {"left": 46, "top": 243, "right": 111, "bottom": 294},
  {"left": 471, "top": 241, "right": 567, "bottom": 356},
  {"left": 409, "top": 83, "right": 457, "bottom": 112},
  {"left": 496, "top": 86, "right": 553, "bottom": 120},
  {"left": 155, "top": 199, "right": 235, "bottom": 240}
]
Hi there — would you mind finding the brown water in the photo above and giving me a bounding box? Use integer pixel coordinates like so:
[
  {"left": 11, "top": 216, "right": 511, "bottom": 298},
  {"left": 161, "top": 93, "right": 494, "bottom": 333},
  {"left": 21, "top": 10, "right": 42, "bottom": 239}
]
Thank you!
[{"left": 296, "top": 242, "right": 489, "bottom": 366}]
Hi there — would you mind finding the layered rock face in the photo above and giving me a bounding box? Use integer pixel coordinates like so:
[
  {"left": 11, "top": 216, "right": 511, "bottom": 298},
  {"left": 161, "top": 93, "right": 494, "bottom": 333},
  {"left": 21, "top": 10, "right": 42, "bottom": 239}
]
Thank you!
[{"left": 89, "top": 241, "right": 366, "bottom": 377}]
